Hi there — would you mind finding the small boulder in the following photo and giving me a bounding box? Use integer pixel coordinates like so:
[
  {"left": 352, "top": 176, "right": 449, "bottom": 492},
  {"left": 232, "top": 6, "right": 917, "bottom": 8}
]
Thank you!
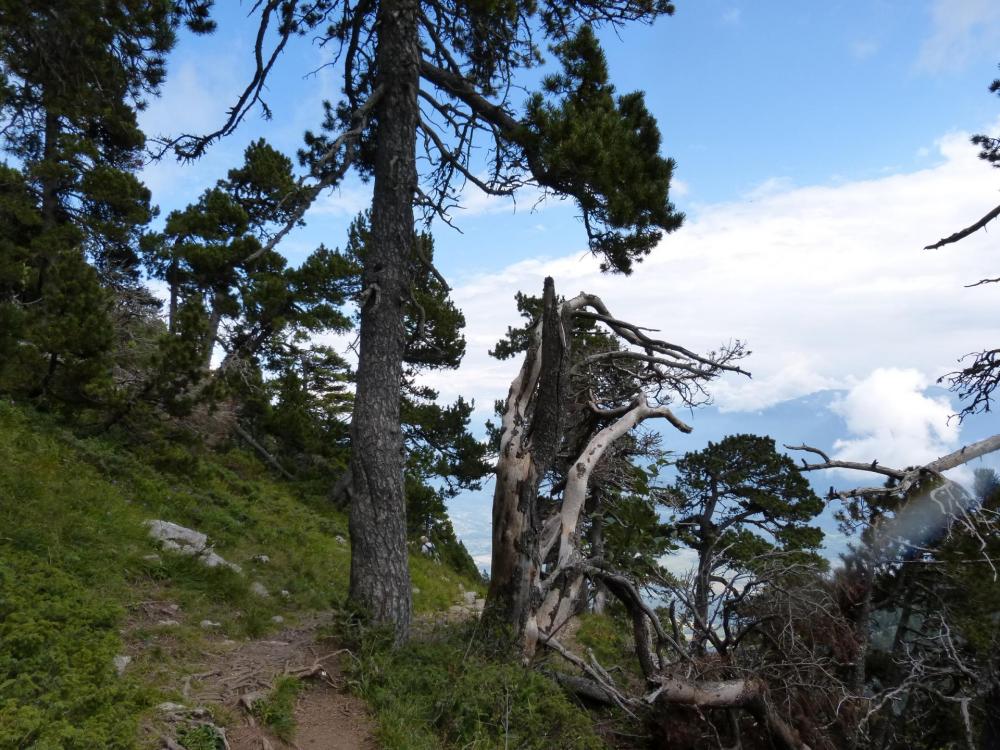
[
  {"left": 145, "top": 519, "right": 241, "bottom": 573},
  {"left": 113, "top": 655, "right": 131, "bottom": 676},
  {"left": 271, "top": 615, "right": 284, "bottom": 624},
  {"left": 463, "top": 590, "right": 478, "bottom": 605},
  {"left": 200, "top": 620, "right": 221, "bottom": 629},
  {"left": 334, "top": 535, "right": 347, "bottom": 546},
  {"left": 157, "top": 619, "right": 181, "bottom": 627},
  {"left": 201, "top": 550, "right": 242, "bottom": 574},
  {"left": 250, "top": 581, "right": 269, "bottom": 598},
  {"left": 239, "top": 691, "right": 268, "bottom": 713},
  {"left": 252, "top": 553, "right": 270, "bottom": 564},
  {"left": 145, "top": 520, "right": 208, "bottom": 552}
]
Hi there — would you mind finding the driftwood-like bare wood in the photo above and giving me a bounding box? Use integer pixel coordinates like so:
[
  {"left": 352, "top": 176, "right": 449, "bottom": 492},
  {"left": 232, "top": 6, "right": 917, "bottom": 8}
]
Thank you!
[{"left": 485, "top": 278, "right": 817, "bottom": 749}]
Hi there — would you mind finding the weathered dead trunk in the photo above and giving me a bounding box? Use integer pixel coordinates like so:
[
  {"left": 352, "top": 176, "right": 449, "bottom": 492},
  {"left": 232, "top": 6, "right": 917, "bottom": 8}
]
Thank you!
[
  {"left": 482, "top": 280, "right": 820, "bottom": 748},
  {"left": 485, "top": 278, "right": 570, "bottom": 637},
  {"left": 487, "top": 278, "right": 733, "bottom": 652},
  {"left": 347, "top": 0, "right": 418, "bottom": 640},
  {"left": 652, "top": 678, "right": 808, "bottom": 750}
]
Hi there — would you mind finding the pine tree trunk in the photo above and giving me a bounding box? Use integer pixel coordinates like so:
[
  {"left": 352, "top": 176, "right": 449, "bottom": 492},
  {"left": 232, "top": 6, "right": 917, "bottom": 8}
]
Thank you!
[
  {"left": 167, "top": 258, "right": 179, "bottom": 333},
  {"left": 34, "top": 104, "right": 61, "bottom": 299},
  {"left": 347, "top": 0, "right": 418, "bottom": 641},
  {"left": 693, "top": 546, "right": 712, "bottom": 656}
]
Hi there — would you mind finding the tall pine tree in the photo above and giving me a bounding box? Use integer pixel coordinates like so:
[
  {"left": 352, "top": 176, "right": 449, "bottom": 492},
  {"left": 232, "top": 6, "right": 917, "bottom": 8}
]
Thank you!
[{"left": 170, "top": 0, "right": 683, "bottom": 639}]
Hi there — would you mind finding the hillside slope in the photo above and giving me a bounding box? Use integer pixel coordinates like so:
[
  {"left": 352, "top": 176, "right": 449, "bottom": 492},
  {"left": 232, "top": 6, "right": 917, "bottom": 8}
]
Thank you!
[{"left": 0, "top": 404, "right": 479, "bottom": 748}]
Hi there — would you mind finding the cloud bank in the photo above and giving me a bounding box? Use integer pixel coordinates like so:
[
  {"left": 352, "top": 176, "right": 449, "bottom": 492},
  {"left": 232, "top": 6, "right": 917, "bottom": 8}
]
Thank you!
[{"left": 418, "top": 128, "right": 1000, "bottom": 424}]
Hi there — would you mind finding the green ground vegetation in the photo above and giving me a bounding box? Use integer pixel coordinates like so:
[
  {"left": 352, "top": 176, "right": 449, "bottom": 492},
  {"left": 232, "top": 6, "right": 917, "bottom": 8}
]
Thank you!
[{"left": 0, "top": 402, "right": 467, "bottom": 745}]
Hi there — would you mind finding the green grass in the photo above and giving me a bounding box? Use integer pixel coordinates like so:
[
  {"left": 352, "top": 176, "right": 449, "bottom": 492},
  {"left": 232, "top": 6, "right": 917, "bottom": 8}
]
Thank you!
[
  {"left": 249, "top": 676, "right": 303, "bottom": 741},
  {"left": 575, "top": 612, "right": 641, "bottom": 676},
  {"left": 0, "top": 403, "right": 481, "bottom": 747},
  {"left": 175, "top": 724, "right": 225, "bottom": 750},
  {"left": 346, "top": 622, "right": 608, "bottom": 750}
]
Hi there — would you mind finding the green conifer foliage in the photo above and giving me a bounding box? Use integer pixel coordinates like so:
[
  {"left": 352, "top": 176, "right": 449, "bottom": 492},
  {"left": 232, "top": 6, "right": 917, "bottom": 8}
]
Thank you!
[
  {"left": 670, "top": 434, "right": 823, "bottom": 653},
  {"left": 0, "top": 0, "right": 211, "bottom": 409}
]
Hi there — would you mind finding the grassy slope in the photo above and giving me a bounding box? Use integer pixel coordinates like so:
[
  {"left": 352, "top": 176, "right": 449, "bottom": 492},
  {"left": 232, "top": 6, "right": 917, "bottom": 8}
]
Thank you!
[{"left": 0, "top": 403, "right": 487, "bottom": 748}]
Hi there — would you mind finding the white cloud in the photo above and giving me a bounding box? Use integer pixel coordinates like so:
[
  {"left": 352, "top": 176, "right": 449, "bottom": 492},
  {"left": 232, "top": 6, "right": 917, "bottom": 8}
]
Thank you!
[
  {"left": 830, "top": 368, "right": 958, "bottom": 468},
  {"left": 918, "top": 0, "right": 1000, "bottom": 72},
  {"left": 449, "top": 183, "right": 555, "bottom": 219},
  {"left": 671, "top": 178, "right": 691, "bottom": 198},
  {"left": 417, "top": 126, "right": 1000, "bottom": 422},
  {"left": 659, "top": 547, "right": 699, "bottom": 578},
  {"left": 312, "top": 182, "right": 373, "bottom": 217}
]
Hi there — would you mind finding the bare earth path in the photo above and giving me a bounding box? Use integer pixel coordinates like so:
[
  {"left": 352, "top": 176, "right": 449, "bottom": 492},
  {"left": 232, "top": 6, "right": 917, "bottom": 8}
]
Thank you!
[{"left": 180, "top": 612, "right": 377, "bottom": 750}]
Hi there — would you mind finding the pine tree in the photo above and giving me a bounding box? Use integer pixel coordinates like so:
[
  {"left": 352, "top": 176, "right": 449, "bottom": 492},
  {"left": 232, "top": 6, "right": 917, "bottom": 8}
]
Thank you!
[
  {"left": 669, "top": 434, "right": 823, "bottom": 655},
  {"left": 0, "top": 0, "right": 211, "bottom": 408},
  {"left": 173, "top": 0, "right": 684, "bottom": 639}
]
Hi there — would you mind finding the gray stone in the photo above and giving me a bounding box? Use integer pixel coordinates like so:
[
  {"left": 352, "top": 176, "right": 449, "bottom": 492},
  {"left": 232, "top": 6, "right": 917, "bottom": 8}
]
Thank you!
[
  {"left": 201, "top": 550, "right": 242, "bottom": 574},
  {"left": 252, "top": 554, "right": 270, "bottom": 564},
  {"left": 157, "top": 701, "right": 187, "bottom": 714},
  {"left": 239, "top": 691, "right": 268, "bottom": 712},
  {"left": 279, "top": 589, "right": 291, "bottom": 598},
  {"left": 156, "top": 619, "right": 180, "bottom": 627},
  {"left": 250, "top": 581, "right": 269, "bottom": 598},
  {"left": 145, "top": 520, "right": 208, "bottom": 551},
  {"left": 200, "top": 620, "right": 221, "bottom": 629},
  {"left": 271, "top": 615, "right": 284, "bottom": 624},
  {"left": 412, "top": 586, "right": 421, "bottom": 595},
  {"left": 144, "top": 519, "right": 242, "bottom": 573},
  {"left": 113, "top": 654, "right": 131, "bottom": 675},
  {"left": 142, "top": 554, "right": 161, "bottom": 563},
  {"left": 463, "top": 590, "right": 478, "bottom": 605},
  {"left": 334, "top": 535, "right": 347, "bottom": 545}
]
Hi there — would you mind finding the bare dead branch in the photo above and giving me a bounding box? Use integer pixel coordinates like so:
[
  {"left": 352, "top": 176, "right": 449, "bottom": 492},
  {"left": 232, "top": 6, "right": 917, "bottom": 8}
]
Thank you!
[{"left": 924, "top": 202, "right": 1000, "bottom": 250}]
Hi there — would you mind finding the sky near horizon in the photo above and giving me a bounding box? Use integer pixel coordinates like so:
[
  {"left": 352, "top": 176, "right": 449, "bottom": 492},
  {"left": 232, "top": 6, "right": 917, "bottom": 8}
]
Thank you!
[{"left": 140, "top": 1, "right": 1000, "bottom": 569}]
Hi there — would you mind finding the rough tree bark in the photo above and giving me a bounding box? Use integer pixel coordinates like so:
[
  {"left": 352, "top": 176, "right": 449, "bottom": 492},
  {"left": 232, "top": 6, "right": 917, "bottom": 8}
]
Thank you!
[{"left": 347, "top": 0, "right": 419, "bottom": 639}]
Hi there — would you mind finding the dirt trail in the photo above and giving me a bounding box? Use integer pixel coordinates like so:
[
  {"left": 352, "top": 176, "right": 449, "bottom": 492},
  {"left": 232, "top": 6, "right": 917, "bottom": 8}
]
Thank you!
[{"left": 156, "top": 611, "right": 377, "bottom": 750}]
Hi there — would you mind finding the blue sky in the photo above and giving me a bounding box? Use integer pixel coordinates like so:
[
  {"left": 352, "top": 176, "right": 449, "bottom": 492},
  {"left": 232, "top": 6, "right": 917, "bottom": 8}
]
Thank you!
[{"left": 140, "top": 1, "right": 1000, "bottom": 569}]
